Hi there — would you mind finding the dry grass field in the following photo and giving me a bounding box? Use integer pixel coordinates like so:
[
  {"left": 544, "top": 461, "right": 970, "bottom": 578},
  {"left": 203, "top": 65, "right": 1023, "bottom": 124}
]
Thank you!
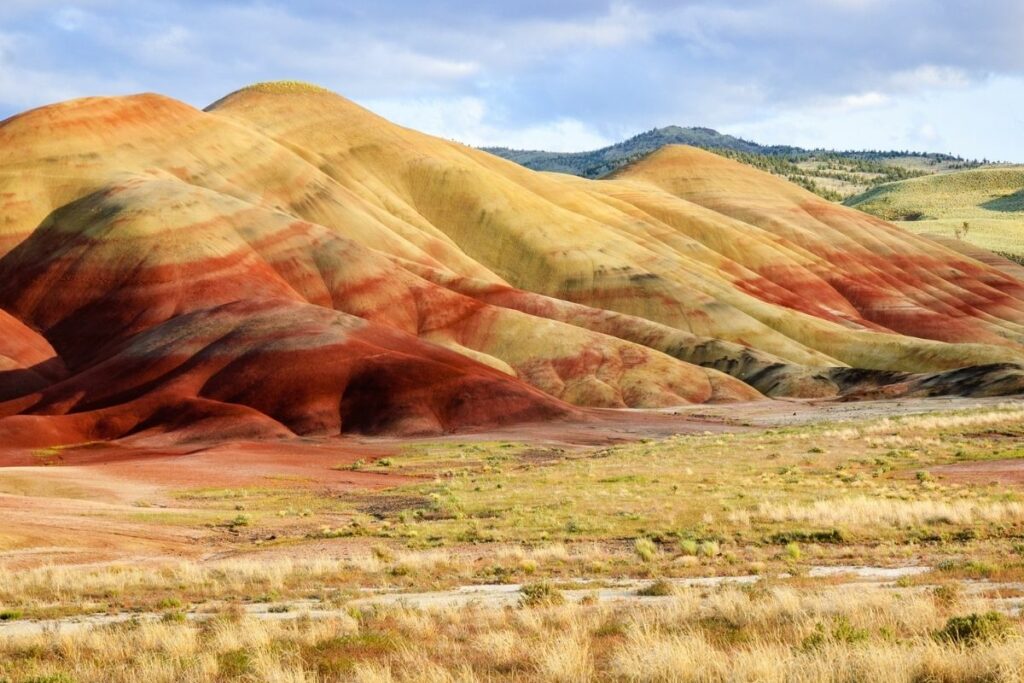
[
  {"left": 4, "top": 581, "right": 1024, "bottom": 682},
  {"left": 3, "top": 400, "right": 1024, "bottom": 681}
]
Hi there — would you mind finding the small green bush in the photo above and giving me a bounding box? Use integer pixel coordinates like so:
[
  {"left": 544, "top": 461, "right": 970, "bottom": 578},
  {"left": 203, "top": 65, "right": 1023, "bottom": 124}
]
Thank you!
[
  {"left": 936, "top": 612, "right": 1011, "bottom": 645},
  {"left": 831, "top": 616, "right": 870, "bottom": 644},
  {"left": 228, "top": 514, "right": 250, "bottom": 528},
  {"left": 218, "top": 648, "right": 254, "bottom": 677},
  {"left": 802, "top": 617, "right": 869, "bottom": 650}
]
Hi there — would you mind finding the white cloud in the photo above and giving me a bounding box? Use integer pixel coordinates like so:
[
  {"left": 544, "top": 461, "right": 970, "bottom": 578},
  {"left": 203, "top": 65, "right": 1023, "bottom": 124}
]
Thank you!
[
  {"left": 1, "top": 1, "right": 1023, "bottom": 162},
  {"left": 914, "top": 122, "right": 941, "bottom": 144},
  {"left": 137, "top": 25, "right": 195, "bottom": 68},
  {"left": 723, "top": 75, "right": 1024, "bottom": 161},
  {"left": 0, "top": 28, "right": 138, "bottom": 111},
  {"left": 364, "top": 95, "right": 611, "bottom": 151},
  {"left": 836, "top": 91, "right": 889, "bottom": 110},
  {"left": 513, "top": 2, "right": 652, "bottom": 51}
]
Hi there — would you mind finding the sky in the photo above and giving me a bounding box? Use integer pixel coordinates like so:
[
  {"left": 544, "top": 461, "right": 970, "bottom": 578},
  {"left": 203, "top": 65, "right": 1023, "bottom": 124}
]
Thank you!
[{"left": 1, "top": 1, "right": 1022, "bottom": 160}]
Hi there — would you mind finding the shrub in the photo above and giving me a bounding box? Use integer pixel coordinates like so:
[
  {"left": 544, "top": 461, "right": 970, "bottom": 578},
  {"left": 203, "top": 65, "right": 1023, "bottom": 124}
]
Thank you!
[
  {"left": 785, "top": 542, "right": 801, "bottom": 561},
  {"left": 520, "top": 582, "right": 566, "bottom": 607},
  {"left": 768, "top": 529, "right": 845, "bottom": 544},
  {"left": 370, "top": 544, "right": 394, "bottom": 562},
  {"left": 931, "top": 584, "right": 962, "bottom": 607},
  {"left": 228, "top": 514, "right": 250, "bottom": 529},
  {"left": 634, "top": 537, "right": 658, "bottom": 562},
  {"left": 936, "top": 612, "right": 1011, "bottom": 645},
  {"left": 305, "top": 633, "right": 396, "bottom": 677},
  {"left": 0, "top": 609, "right": 23, "bottom": 621},
  {"left": 697, "top": 540, "right": 720, "bottom": 557},
  {"left": 802, "top": 617, "right": 869, "bottom": 650},
  {"left": 218, "top": 648, "right": 254, "bottom": 677},
  {"left": 832, "top": 616, "right": 870, "bottom": 643}
]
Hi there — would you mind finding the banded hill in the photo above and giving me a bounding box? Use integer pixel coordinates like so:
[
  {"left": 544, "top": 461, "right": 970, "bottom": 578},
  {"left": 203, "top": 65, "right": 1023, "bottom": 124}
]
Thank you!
[{"left": 1, "top": 82, "right": 1023, "bottom": 448}]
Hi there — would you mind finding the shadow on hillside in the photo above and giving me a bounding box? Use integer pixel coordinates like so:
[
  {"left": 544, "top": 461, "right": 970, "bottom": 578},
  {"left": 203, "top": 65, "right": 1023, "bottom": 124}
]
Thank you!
[{"left": 980, "top": 189, "right": 1024, "bottom": 212}]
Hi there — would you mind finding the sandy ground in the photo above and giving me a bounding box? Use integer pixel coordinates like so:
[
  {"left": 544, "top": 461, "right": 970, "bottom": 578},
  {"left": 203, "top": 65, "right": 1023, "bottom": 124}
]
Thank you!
[{"left": 0, "top": 396, "right": 1019, "bottom": 569}]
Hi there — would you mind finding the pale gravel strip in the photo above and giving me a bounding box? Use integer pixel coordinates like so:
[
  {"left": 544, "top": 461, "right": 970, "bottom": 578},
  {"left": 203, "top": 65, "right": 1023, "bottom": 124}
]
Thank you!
[{"left": 0, "top": 565, "right": 934, "bottom": 639}]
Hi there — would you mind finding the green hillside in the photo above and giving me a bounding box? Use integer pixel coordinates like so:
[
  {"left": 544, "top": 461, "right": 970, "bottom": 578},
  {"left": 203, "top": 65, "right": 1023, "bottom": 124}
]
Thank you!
[
  {"left": 484, "top": 126, "right": 982, "bottom": 200},
  {"left": 845, "top": 167, "right": 1024, "bottom": 261}
]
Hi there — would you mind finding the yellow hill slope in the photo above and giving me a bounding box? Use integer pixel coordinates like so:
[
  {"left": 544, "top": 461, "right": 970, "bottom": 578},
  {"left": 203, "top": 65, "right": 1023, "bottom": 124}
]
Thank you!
[{"left": 208, "top": 85, "right": 1024, "bottom": 373}]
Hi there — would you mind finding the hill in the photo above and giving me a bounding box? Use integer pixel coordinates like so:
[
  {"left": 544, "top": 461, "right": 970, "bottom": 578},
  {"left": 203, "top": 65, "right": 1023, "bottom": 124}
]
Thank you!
[
  {"left": 484, "top": 125, "right": 981, "bottom": 199},
  {"left": 1, "top": 83, "right": 1024, "bottom": 449},
  {"left": 846, "top": 166, "right": 1024, "bottom": 263}
]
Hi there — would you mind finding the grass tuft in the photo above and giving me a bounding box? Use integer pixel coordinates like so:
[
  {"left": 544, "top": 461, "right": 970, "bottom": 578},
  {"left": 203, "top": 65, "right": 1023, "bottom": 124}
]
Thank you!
[{"left": 520, "top": 582, "right": 566, "bottom": 607}]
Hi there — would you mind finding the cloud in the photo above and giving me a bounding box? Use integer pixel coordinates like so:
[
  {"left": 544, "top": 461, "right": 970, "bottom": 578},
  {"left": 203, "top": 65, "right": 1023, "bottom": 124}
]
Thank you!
[
  {"left": 836, "top": 92, "right": 890, "bottom": 110},
  {"left": 889, "top": 65, "right": 971, "bottom": 90},
  {"left": 0, "top": 1, "right": 1022, "bottom": 159},
  {"left": 365, "top": 95, "right": 611, "bottom": 151},
  {"left": 724, "top": 74, "right": 1024, "bottom": 161}
]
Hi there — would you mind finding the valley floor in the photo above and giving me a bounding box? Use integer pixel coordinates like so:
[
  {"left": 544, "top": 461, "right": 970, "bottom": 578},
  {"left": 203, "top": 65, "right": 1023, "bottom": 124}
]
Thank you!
[{"left": 2, "top": 396, "right": 1024, "bottom": 681}]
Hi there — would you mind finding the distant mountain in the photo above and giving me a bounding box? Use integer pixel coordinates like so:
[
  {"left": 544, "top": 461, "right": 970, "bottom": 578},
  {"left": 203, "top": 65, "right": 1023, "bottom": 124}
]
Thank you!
[
  {"left": 484, "top": 126, "right": 797, "bottom": 177},
  {"left": 484, "top": 126, "right": 983, "bottom": 200}
]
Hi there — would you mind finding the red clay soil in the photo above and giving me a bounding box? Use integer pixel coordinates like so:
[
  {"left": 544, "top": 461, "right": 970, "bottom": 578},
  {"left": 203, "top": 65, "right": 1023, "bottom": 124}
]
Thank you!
[
  {"left": 0, "top": 404, "right": 738, "bottom": 470},
  {"left": 0, "top": 298, "right": 577, "bottom": 447},
  {"left": 0, "top": 408, "right": 737, "bottom": 569},
  {"left": 931, "top": 459, "right": 1024, "bottom": 486}
]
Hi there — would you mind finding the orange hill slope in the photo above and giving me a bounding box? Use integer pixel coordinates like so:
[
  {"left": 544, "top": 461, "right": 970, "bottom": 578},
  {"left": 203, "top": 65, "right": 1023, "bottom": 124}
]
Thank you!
[{"left": 0, "top": 82, "right": 1022, "bottom": 447}]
